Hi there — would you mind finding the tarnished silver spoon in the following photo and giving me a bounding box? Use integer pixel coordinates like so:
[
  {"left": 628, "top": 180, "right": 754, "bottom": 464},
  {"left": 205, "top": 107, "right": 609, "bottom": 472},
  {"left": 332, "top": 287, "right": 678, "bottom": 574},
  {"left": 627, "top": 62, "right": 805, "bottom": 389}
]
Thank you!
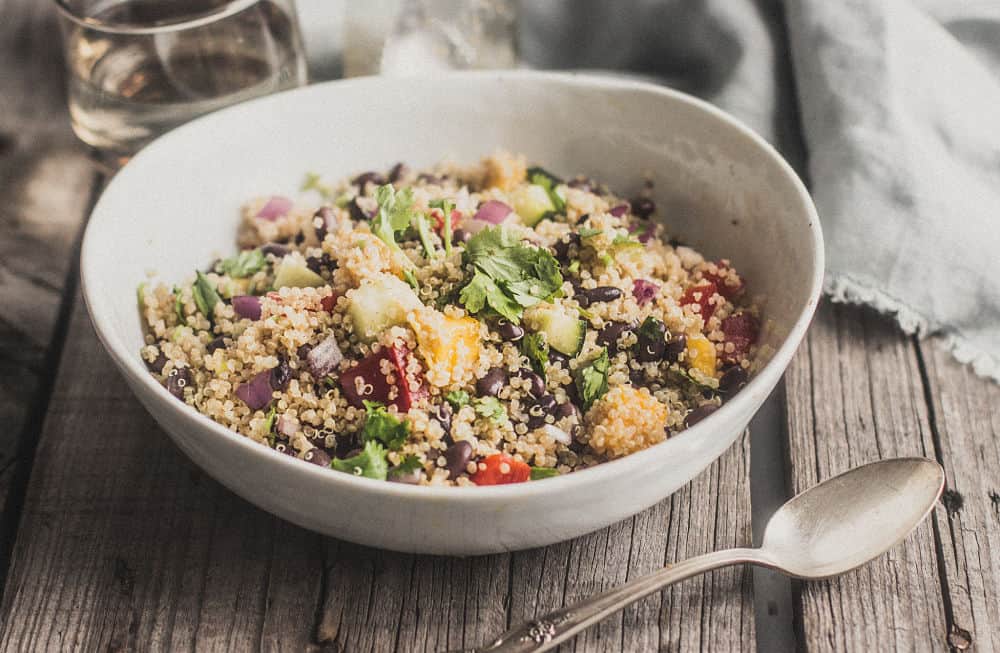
[{"left": 465, "top": 457, "right": 944, "bottom": 653}]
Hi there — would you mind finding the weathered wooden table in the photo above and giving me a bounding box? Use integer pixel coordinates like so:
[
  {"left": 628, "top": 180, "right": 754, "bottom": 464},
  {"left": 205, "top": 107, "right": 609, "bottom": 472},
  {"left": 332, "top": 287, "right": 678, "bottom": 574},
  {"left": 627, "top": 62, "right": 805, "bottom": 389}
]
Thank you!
[{"left": 1, "top": 3, "right": 997, "bottom": 651}]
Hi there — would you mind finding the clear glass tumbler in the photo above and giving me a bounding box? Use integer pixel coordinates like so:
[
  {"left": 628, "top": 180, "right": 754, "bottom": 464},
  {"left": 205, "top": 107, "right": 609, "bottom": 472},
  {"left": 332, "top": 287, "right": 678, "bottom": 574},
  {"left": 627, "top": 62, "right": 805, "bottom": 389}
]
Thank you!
[{"left": 55, "top": 0, "right": 308, "bottom": 168}]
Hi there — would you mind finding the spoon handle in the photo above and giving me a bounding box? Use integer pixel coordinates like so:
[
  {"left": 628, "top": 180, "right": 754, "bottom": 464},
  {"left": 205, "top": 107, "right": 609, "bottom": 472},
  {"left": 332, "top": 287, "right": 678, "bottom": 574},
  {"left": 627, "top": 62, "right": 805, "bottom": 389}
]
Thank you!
[{"left": 476, "top": 548, "right": 762, "bottom": 653}]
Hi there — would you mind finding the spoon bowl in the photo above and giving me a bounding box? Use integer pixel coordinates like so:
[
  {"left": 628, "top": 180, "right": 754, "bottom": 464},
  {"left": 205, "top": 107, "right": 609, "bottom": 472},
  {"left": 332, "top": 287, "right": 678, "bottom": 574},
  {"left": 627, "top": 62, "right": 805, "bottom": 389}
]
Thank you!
[
  {"left": 472, "top": 457, "right": 945, "bottom": 652},
  {"left": 759, "top": 457, "right": 945, "bottom": 579}
]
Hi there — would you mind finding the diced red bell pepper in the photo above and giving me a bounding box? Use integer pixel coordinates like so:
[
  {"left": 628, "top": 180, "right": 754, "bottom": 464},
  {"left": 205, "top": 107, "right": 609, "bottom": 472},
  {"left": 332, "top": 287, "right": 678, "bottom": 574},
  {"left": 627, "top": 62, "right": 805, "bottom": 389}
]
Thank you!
[
  {"left": 721, "top": 311, "right": 760, "bottom": 363},
  {"left": 429, "top": 208, "right": 463, "bottom": 235},
  {"left": 701, "top": 260, "right": 744, "bottom": 299},
  {"left": 681, "top": 281, "right": 719, "bottom": 322},
  {"left": 470, "top": 453, "right": 531, "bottom": 486},
  {"left": 320, "top": 293, "right": 339, "bottom": 312},
  {"left": 339, "top": 344, "right": 427, "bottom": 411}
]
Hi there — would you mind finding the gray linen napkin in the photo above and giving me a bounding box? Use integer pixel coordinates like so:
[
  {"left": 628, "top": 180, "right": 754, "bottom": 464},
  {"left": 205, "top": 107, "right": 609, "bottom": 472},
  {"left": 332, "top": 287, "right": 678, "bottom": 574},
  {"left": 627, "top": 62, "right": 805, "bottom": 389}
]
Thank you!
[{"left": 520, "top": 0, "right": 1000, "bottom": 381}]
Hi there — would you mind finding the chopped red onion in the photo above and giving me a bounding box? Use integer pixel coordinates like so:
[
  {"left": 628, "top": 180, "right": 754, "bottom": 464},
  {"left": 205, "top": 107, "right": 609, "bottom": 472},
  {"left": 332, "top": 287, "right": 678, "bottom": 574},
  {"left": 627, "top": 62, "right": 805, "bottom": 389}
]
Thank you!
[
  {"left": 632, "top": 279, "right": 660, "bottom": 305},
  {"left": 474, "top": 200, "right": 512, "bottom": 224},
  {"left": 276, "top": 414, "right": 300, "bottom": 438},
  {"left": 232, "top": 295, "right": 262, "bottom": 320},
  {"left": 609, "top": 203, "right": 630, "bottom": 217},
  {"left": 306, "top": 334, "right": 344, "bottom": 379},
  {"left": 627, "top": 221, "right": 656, "bottom": 243},
  {"left": 235, "top": 370, "right": 274, "bottom": 411},
  {"left": 256, "top": 196, "right": 293, "bottom": 221}
]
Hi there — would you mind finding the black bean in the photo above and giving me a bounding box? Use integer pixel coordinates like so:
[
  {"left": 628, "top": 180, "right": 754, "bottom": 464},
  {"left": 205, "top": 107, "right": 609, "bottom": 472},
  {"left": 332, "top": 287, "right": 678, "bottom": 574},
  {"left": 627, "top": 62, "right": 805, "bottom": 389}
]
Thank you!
[
  {"left": 444, "top": 441, "right": 473, "bottom": 479},
  {"left": 549, "top": 349, "right": 571, "bottom": 369},
  {"left": 165, "top": 366, "right": 193, "bottom": 401},
  {"left": 294, "top": 231, "right": 305, "bottom": 245},
  {"left": 417, "top": 172, "right": 442, "bottom": 185},
  {"left": 555, "top": 401, "right": 579, "bottom": 422},
  {"left": 552, "top": 232, "right": 580, "bottom": 261},
  {"left": 431, "top": 402, "right": 453, "bottom": 442},
  {"left": 516, "top": 368, "right": 545, "bottom": 398},
  {"left": 296, "top": 344, "right": 312, "bottom": 360},
  {"left": 387, "top": 162, "right": 408, "bottom": 183},
  {"left": 352, "top": 171, "right": 386, "bottom": 189},
  {"left": 452, "top": 228, "right": 472, "bottom": 245},
  {"left": 334, "top": 434, "right": 360, "bottom": 459},
  {"left": 206, "top": 335, "right": 226, "bottom": 354},
  {"left": 260, "top": 242, "right": 290, "bottom": 257},
  {"left": 526, "top": 394, "right": 557, "bottom": 429},
  {"left": 274, "top": 441, "right": 297, "bottom": 456},
  {"left": 635, "top": 319, "right": 667, "bottom": 363},
  {"left": 348, "top": 196, "right": 378, "bottom": 221},
  {"left": 597, "top": 321, "right": 634, "bottom": 352},
  {"left": 664, "top": 333, "right": 687, "bottom": 362},
  {"left": 719, "top": 365, "right": 749, "bottom": 395},
  {"left": 308, "top": 430, "right": 330, "bottom": 450},
  {"left": 270, "top": 356, "right": 292, "bottom": 391},
  {"left": 145, "top": 348, "right": 167, "bottom": 373},
  {"left": 684, "top": 403, "right": 719, "bottom": 428},
  {"left": 630, "top": 197, "right": 656, "bottom": 219},
  {"left": 476, "top": 367, "right": 508, "bottom": 397},
  {"left": 304, "top": 448, "right": 331, "bottom": 467},
  {"left": 313, "top": 207, "right": 336, "bottom": 242},
  {"left": 582, "top": 286, "right": 622, "bottom": 305},
  {"left": 496, "top": 319, "right": 524, "bottom": 342}
]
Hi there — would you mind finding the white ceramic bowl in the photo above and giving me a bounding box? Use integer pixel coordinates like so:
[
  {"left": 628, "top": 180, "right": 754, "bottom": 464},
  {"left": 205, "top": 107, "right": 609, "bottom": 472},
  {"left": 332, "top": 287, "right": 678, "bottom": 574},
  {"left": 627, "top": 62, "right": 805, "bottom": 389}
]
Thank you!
[{"left": 81, "top": 72, "right": 823, "bottom": 555}]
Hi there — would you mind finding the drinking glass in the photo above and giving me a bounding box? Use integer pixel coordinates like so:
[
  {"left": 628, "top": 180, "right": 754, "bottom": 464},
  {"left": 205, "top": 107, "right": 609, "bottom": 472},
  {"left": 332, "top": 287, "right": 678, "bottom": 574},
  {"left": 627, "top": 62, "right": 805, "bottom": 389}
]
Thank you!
[{"left": 55, "top": 0, "right": 308, "bottom": 168}]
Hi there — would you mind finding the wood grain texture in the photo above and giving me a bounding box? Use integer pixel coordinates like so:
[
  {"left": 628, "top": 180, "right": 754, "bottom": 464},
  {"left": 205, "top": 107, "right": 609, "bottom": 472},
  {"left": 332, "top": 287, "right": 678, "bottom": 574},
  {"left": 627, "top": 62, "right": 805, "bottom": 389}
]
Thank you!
[
  {"left": 918, "top": 338, "right": 1000, "bottom": 653},
  {"left": 0, "top": 0, "right": 99, "bottom": 511},
  {"left": 784, "top": 301, "right": 951, "bottom": 651},
  {"left": 0, "top": 296, "right": 324, "bottom": 652}
]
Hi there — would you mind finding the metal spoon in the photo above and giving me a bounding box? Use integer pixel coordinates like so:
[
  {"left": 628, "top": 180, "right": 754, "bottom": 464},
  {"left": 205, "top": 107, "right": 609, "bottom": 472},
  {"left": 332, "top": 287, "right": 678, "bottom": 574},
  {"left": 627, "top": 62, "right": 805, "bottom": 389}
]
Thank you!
[{"left": 468, "top": 457, "right": 944, "bottom": 653}]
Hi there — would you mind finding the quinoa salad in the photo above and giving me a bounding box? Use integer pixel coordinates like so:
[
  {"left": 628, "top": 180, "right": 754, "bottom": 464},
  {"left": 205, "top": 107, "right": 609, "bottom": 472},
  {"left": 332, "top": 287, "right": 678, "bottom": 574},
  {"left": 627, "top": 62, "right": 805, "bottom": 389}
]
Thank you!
[{"left": 137, "top": 153, "right": 761, "bottom": 486}]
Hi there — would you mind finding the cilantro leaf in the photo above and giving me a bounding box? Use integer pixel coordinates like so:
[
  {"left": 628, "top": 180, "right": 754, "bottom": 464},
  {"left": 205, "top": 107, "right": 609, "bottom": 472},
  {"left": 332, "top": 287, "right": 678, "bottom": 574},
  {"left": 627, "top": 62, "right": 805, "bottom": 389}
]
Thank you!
[
  {"left": 192, "top": 271, "right": 221, "bottom": 321},
  {"left": 389, "top": 454, "right": 423, "bottom": 479},
  {"left": 612, "top": 234, "right": 642, "bottom": 248},
  {"left": 522, "top": 332, "right": 549, "bottom": 375},
  {"left": 530, "top": 466, "right": 560, "bottom": 480},
  {"left": 575, "top": 348, "right": 610, "bottom": 411},
  {"left": 362, "top": 400, "right": 409, "bottom": 450},
  {"left": 472, "top": 396, "right": 507, "bottom": 423},
  {"left": 263, "top": 407, "right": 277, "bottom": 445},
  {"left": 372, "top": 184, "right": 415, "bottom": 255},
  {"left": 413, "top": 213, "right": 437, "bottom": 260},
  {"left": 173, "top": 287, "right": 186, "bottom": 325},
  {"left": 332, "top": 440, "right": 389, "bottom": 480},
  {"left": 445, "top": 391, "right": 470, "bottom": 409},
  {"left": 578, "top": 227, "right": 602, "bottom": 239},
  {"left": 459, "top": 270, "right": 523, "bottom": 322},
  {"left": 301, "top": 171, "right": 333, "bottom": 198},
  {"left": 460, "top": 226, "right": 564, "bottom": 322},
  {"left": 216, "top": 249, "right": 266, "bottom": 278}
]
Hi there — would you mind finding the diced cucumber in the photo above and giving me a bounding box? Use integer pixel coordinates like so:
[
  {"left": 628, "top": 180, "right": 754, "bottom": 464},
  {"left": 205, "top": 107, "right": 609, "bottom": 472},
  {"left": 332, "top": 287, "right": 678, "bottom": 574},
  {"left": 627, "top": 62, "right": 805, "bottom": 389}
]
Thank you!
[
  {"left": 349, "top": 275, "right": 422, "bottom": 342},
  {"left": 510, "top": 184, "right": 555, "bottom": 227},
  {"left": 527, "top": 307, "right": 586, "bottom": 356},
  {"left": 273, "top": 257, "right": 325, "bottom": 289}
]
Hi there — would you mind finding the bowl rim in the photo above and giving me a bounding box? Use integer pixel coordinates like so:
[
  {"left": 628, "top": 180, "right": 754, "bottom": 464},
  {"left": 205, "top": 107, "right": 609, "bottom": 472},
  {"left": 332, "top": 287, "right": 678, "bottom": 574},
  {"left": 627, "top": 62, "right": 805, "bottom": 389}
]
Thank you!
[{"left": 81, "top": 69, "right": 824, "bottom": 501}]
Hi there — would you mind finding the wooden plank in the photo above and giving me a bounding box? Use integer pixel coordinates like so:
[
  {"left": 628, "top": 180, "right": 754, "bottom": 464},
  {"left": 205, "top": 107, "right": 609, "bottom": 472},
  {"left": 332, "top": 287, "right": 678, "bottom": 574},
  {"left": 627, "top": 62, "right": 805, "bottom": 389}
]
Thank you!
[
  {"left": 784, "top": 301, "right": 951, "bottom": 650},
  {"left": 918, "top": 338, "right": 1000, "bottom": 652},
  {"left": 0, "top": 0, "right": 100, "bottom": 521},
  {"left": 501, "top": 432, "right": 754, "bottom": 652},
  {"left": 0, "top": 295, "right": 324, "bottom": 651}
]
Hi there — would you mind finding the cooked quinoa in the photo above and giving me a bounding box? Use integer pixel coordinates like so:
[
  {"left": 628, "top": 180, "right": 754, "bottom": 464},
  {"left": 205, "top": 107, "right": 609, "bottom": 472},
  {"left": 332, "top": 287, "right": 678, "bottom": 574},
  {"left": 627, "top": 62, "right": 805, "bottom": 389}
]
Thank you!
[{"left": 137, "top": 153, "right": 761, "bottom": 486}]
